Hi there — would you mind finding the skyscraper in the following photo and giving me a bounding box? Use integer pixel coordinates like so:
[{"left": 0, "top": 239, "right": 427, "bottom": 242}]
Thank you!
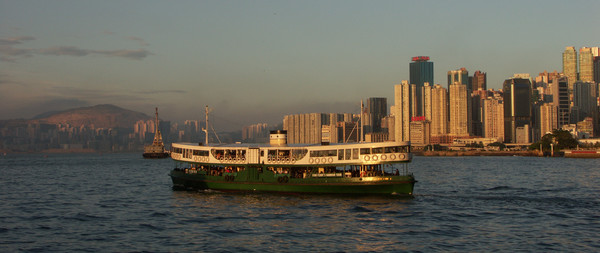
[
  {"left": 447, "top": 68, "right": 469, "bottom": 89},
  {"left": 472, "top": 71, "right": 487, "bottom": 91},
  {"left": 367, "top": 97, "right": 387, "bottom": 133},
  {"left": 572, "top": 81, "right": 597, "bottom": 134},
  {"left": 579, "top": 47, "right": 594, "bottom": 83},
  {"left": 550, "top": 76, "right": 570, "bottom": 128},
  {"left": 537, "top": 103, "right": 557, "bottom": 137},
  {"left": 430, "top": 84, "right": 449, "bottom": 136},
  {"left": 409, "top": 56, "right": 433, "bottom": 116},
  {"left": 482, "top": 97, "right": 504, "bottom": 142},
  {"left": 594, "top": 56, "right": 600, "bottom": 84},
  {"left": 562, "top": 46, "right": 578, "bottom": 89},
  {"left": 394, "top": 80, "right": 412, "bottom": 142},
  {"left": 503, "top": 78, "right": 532, "bottom": 143},
  {"left": 449, "top": 82, "right": 470, "bottom": 136}
]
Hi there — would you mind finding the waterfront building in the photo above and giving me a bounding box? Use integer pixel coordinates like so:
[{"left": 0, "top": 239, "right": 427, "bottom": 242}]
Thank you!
[
  {"left": 409, "top": 118, "right": 430, "bottom": 145},
  {"left": 577, "top": 117, "right": 594, "bottom": 138},
  {"left": 580, "top": 47, "right": 594, "bottom": 83},
  {"left": 472, "top": 70, "right": 487, "bottom": 91},
  {"left": 482, "top": 97, "right": 504, "bottom": 143},
  {"left": 503, "top": 77, "right": 532, "bottom": 143},
  {"left": 515, "top": 124, "right": 531, "bottom": 143},
  {"left": 409, "top": 56, "right": 433, "bottom": 116},
  {"left": 394, "top": 80, "right": 413, "bottom": 142},
  {"left": 537, "top": 103, "right": 558, "bottom": 137},
  {"left": 449, "top": 82, "right": 471, "bottom": 137},
  {"left": 563, "top": 46, "right": 578, "bottom": 89}
]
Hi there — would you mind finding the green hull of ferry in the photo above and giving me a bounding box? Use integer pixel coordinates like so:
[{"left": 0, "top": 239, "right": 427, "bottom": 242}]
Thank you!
[{"left": 170, "top": 167, "right": 416, "bottom": 196}]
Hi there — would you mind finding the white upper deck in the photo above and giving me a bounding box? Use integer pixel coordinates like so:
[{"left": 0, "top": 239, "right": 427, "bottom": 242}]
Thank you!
[{"left": 170, "top": 141, "right": 411, "bottom": 166}]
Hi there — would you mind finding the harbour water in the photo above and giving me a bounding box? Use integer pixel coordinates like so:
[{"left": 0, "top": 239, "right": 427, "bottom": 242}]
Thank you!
[{"left": 1, "top": 154, "right": 598, "bottom": 252}]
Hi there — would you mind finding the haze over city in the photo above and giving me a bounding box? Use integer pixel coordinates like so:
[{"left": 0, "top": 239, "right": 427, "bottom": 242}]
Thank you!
[{"left": 1, "top": 0, "right": 599, "bottom": 131}]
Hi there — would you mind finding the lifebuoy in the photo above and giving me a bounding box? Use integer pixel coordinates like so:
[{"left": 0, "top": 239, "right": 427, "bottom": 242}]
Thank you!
[
  {"left": 372, "top": 155, "right": 378, "bottom": 161},
  {"left": 328, "top": 157, "right": 333, "bottom": 163},
  {"left": 364, "top": 155, "right": 370, "bottom": 161},
  {"left": 390, "top": 154, "right": 396, "bottom": 160},
  {"left": 309, "top": 158, "right": 314, "bottom": 164},
  {"left": 381, "top": 154, "right": 387, "bottom": 160},
  {"left": 400, "top": 154, "right": 405, "bottom": 159}
]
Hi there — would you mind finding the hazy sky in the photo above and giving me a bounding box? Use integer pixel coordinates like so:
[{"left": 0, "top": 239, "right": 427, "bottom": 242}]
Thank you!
[{"left": 1, "top": 0, "right": 599, "bottom": 131}]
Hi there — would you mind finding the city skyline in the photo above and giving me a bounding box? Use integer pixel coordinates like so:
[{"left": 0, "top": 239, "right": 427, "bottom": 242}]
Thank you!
[{"left": 1, "top": 1, "right": 599, "bottom": 131}]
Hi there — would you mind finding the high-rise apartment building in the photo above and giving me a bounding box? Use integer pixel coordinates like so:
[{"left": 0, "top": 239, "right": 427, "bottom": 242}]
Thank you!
[
  {"left": 503, "top": 78, "right": 532, "bottom": 143},
  {"left": 580, "top": 47, "right": 594, "bottom": 83},
  {"left": 242, "top": 123, "right": 268, "bottom": 142},
  {"left": 283, "top": 113, "right": 328, "bottom": 144},
  {"left": 482, "top": 97, "right": 504, "bottom": 142},
  {"left": 422, "top": 82, "right": 433, "bottom": 125},
  {"left": 449, "top": 82, "right": 470, "bottom": 136},
  {"left": 537, "top": 103, "right": 558, "bottom": 137},
  {"left": 394, "top": 80, "right": 412, "bottom": 142},
  {"left": 409, "top": 56, "right": 433, "bottom": 116},
  {"left": 430, "top": 84, "right": 449, "bottom": 136},
  {"left": 447, "top": 68, "right": 469, "bottom": 89},
  {"left": 472, "top": 70, "right": 487, "bottom": 91},
  {"left": 563, "top": 46, "right": 578, "bottom": 89}
]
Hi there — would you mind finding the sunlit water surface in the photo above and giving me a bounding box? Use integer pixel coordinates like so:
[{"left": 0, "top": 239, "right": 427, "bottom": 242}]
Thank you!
[{"left": 1, "top": 154, "right": 599, "bottom": 252}]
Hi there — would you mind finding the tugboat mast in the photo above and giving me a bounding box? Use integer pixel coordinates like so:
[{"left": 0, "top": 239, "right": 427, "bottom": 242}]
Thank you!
[{"left": 152, "top": 107, "right": 161, "bottom": 145}]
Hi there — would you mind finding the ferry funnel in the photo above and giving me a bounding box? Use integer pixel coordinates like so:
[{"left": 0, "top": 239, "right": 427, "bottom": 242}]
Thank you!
[{"left": 270, "top": 130, "right": 287, "bottom": 146}]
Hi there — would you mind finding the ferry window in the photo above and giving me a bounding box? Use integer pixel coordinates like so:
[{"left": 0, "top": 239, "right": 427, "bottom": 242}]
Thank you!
[
  {"left": 384, "top": 147, "right": 395, "bottom": 153},
  {"left": 345, "top": 149, "right": 351, "bottom": 160},
  {"left": 268, "top": 150, "right": 277, "bottom": 159},
  {"left": 327, "top": 150, "right": 337, "bottom": 156},
  {"left": 338, "top": 149, "right": 344, "bottom": 160},
  {"left": 352, "top": 148, "right": 359, "bottom": 159},
  {"left": 278, "top": 149, "right": 290, "bottom": 158},
  {"left": 212, "top": 149, "right": 224, "bottom": 159},
  {"left": 193, "top": 150, "right": 209, "bottom": 156},
  {"left": 360, "top": 148, "right": 371, "bottom": 155},
  {"left": 372, "top": 147, "right": 383, "bottom": 154},
  {"left": 292, "top": 149, "right": 308, "bottom": 160}
]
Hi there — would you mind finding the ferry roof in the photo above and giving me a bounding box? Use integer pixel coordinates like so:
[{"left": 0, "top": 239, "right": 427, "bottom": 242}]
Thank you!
[{"left": 173, "top": 141, "right": 410, "bottom": 149}]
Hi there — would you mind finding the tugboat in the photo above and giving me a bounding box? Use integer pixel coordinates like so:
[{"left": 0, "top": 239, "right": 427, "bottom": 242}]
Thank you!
[
  {"left": 169, "top": 106, "right": 416, "bottom": 196},
  {"left": 143, "top": 107, "right": 169, "bottom": 159}
]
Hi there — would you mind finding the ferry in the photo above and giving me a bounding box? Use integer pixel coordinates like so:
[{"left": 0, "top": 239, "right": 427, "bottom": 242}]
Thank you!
[
  {"left": 169, "top": 105, "right": 416, "bottom": 196},
  {"left": 142, "top": 107, "right": 169, "bottom": 159}
]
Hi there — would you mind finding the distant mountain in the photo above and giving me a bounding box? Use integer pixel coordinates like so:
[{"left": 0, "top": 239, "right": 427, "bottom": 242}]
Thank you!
[{"left": 32, "top": 104, "right": 153, "bottom": 129}]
